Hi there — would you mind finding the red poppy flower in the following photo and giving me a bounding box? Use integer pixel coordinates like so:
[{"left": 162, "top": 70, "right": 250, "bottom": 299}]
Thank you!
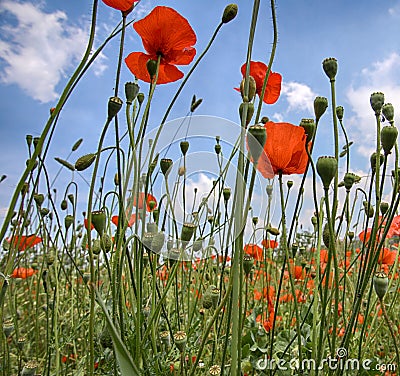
[
  {"left": 379, "top": 248, "right": 397, "bottom": 266},
  {"left": 261, "top": 239, "right": 278, "bottom": 249},
  {"left": 84, "top": 218, "right": 94, "bottom": 231},
  {"left": 11, "top": 267, "right": 36, "bottom": 279},
  {"left": 235, "top": 61, "right": 282, "bottom": 104},
  {"left": 387, "top": 215, "right": 400, "bottom": 238},
  {"left": 133, "top": 193, "right": 157, "bottom": 212},
  {"left": 125, "top": 6, "right": 196, "bottom": 84},
  {"left": 102, "top": 0, "right": 137, "bottom": 12},
  {"left": 112, "top": 214, "right": 141, "bottom": 227},
  {"left": 7, "top": 235, "right": 42, "bottom": 252},
  {"left": 257, "top": 121, "right": 309, "bottom": 179},
  {"left": 244, "top": 244, "right": 263, "bottom": 261}
]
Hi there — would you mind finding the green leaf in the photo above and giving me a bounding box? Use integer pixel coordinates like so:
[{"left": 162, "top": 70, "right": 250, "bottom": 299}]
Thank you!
[{"left": 95, "top": 289, "right": 140, "bottom": 376}]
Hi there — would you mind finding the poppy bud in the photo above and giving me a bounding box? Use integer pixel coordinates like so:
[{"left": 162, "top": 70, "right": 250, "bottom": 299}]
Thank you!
[
  {"left": 314, "top": 96, "right": 328, "bottom": 122},
  {"left": 33, "top": 193, "right": 44, "bottom": 207},
  {"left": 160, "top": 158, "right": 173, "bottom": 176},
  {"left": 239, "top": 102, "right": 255, "bottom": 125},
  {"left": 54, "top": 157, "right": 75, "bottom": 171},
  {"left": 380, "top": 202, "right": 389, "bottom": 215},
  {"left": 180, "top": 140, "right": 189, "bottom": 155},
  {"left": 287, "top": 180, "right": 294, "bottom": 190},
  {"left": 370, "top": 92, "right": 385, "bottom": 115},
  {"left": 261, "top": 116, "right": 269, "bottom": 124},
  {"left": 64, "top": 215, "right": 74, "bottom": 230},
  {"left": 125, "top": 82, "right": 139, "bottom": 104},
  {"left": 108, "top": 96, "right": 123, "bottom": 119},
  {"left": 71, "top": 138, "right": 83, "bottom": 152},
  {"left": 75, "top": 153, "right": 96, "bottom": 171},
  {"left": 243, "top": 254, "right": 254, "bottom": 275},
  {"left": 322, "top": 57, "right": 338, "bottom": 80},
  {"left": 370, "top": 152, "right": 384, "bottom": 172},
  {"left": 202, "top": 292, "right": 213, "bottom": 309},
  {"left": 26, "top": 135, "right": 33, "bottom": 147},
  {"left": 61, "top": 199, "right": 68, "bottom": 210},
  {"left": 214, "top": 144, "right": 222, "bottom": 154},
  {"left": 373, "top": 272, "right": 388, "bottom": 300},
  {"left": 222, "top": 3, "right": 238, "bottom": 23},
  {"left": 152, "top": 208, "right": 159, "bottom": 223},
  {"left": 247, "top": 124, "right": 267, "bottom": 164},
  {"left": 316, "top": 156, "right": 337, "bottom": 189},
  {"left": 239, "top": 76, "right": 256, "bottom": 102},
  {"left": 21, "top": 360, "right": 38, "bottom": 376},
  {"left": 382, "top": 103, "right": 394, "bottom": 123},
  {"left": 336, "top": 106, "right": 344, "bottom": 121},
  {"left": 146, "top": 59, "right": 158, "bottom": 79},
  {"left": 191, "top": 97, "right": 203, "bottom": 112},
  {"left": 347, "top": 231, "right": 354, "bottom": 241},
  {"left": 252, "top": 216, "right": 258, "bottom": 226},
  {"left": 91, "top": 210, "right": 106, "bottom": 236},
  {"left": 101, "top": 233, "right": 112, "bottom": 252},
  {"left": 266, "top": 227, "right": 280, "bottom": 236},
  {"left": 266, "top": 184, "right": 273, "bottom": 196},
  {"left": 173, "top": 331, "right": 187, "bottom": 352},
  {"left": 137, "top": 92, "right": 145, "bottom": 105},
  {"left": 92, "top": 239, "right": 101, "bottom": 255},
  {"left": 363, "top": 201, "right": 374, "bottom": 218},
  {"left": 223, "top": 187, "right": 231, "bottom": 201},
  {"left": 381, "top": 125, "right": 398, "bottom": 155},
  {"left": 181, "top": 222, "right": 196, "bottom": 243},
  {"left": 300, "top": 118, "right": 315, "bottom": 143},
  {"left": 40, "top": 208, "right": 50, "bottom": 217},
  {"left": 33, "top": 137, "right": 40, "bottom": 148},
  {"left": 322, "top": 223, "right": 330, "bottom": 248}
]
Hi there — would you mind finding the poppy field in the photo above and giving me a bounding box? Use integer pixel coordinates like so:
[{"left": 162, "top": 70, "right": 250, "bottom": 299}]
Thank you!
[{"left": 1, "top": 1, "right": 399, "bottom": 375}]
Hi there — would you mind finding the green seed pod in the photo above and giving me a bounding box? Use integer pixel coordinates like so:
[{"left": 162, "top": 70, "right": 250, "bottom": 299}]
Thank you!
[
  {"left": 151, "top": 232, "right": 165, "bottom": 253},
  {"left": 173, "top": 331, "right": 187, "bottom": 352},
  {"left": 160, "top": 331, "right": 171, "bottom": 347},
  {"left": 343, "top": 172, "right": 357, "bottom": 191},
  {"left": 382, "top": 103, "right": 394, "bottom": 123},
  {"left": 180, "top": 140, "right": 189, "bottom": 155},
  {"left": 17, "top": 336, "right": 26, "bottom": 351},
  {"left": 142, "top": 233, "right": 154, "bottom": 251},
  {"left": 40, "top": 208, "right": 50, "bottom": 217},
  {"left": 192, "top": 237, "right": 203, "bottom": 252},
  {"left": 181, "top": 222, "right": 196, "bottom": 243},
  {"left": 160, "top": 158, "right": 173, "bottom": 176},
  {"left": 21, "top": 360, "right": 38, "bottom": 376},
  {"left": 287, "top": 180, "right": 294, "bottom": 189},
  {"left": 266, "top": 227, "right": 280, "bottom": 236},
  {"left": 316, "top": 156, "right": 337, "bottom": 189},
  {"left": 347, "top": 231, "right": 354, "bottom": 241},
  {"left": 64, "top": 215, "right": 74, "bottom": 230},
  {"left": 314, "top": 96, "right": 328, "bottom": 122},
  {"left": 146, "top": 59, "right": 158, "bottom": 79},
  {"left": 266, "top": 184, "right": 273, "bottom": 196},
  {"left": 373, "top": 272, "right": 389, "bottom": 300},
  {"left": 91, "top": 210, "right": 106, "bottom": 236},
  {"left": 214, "top": 144, "right": 222, "bottom": 154},
  {"left": 239, "top": 76, "right": 256, "bottom": 102},
  {"left": 210, "top": 288, "right": 220, "bottom": 308},
  {"left": 108, "top": 96, "right": 123, "bottom": 119},
  {"left": 336, "top": 106, "right": 344, "bottom": 121},
  {"left": 370, "top": 152, "right": 384, "bottom": 172},
  {"left": 381, "top": 125, "right": 398, "bottom": 155},
  {"left": 243, "top": 254, "right": 254, "bottom": 275},
  {"left": 3, "top": 319, "right": 14, "bottom": 337},
  {"left": 222, "top": 3, "right": 238, "bottom": 23},
  {"left": 322, "top": 57, "right": 338, "bottom": 80},
  {"left": 152, "top": 208, "right": 159, "bottom": 223},
  {"left": 322, "top": 223, "right": 330, "bottom": 248},
  {"left": 33, "top": 193, "right": 44, "bottom": 207},
  {"left": 71, "top": 138, "right": 83, "bottom": 152},
  {"left": 247, "top": 124, "right": 267, "bottom": 164},
  {"left": 202, "top": 292, "right": 213, "bottom": 309},
  {"left": 239, "top": 102, "right": 255, "bottom": 125},
  {"left": 300, "top": 118, "right": 316, "bottom": 143},
  {"left": 125, "top": 81, "right": 139, "bottom": 104},
  {"left": 380, "top": 202, "right": 389, "bottom": 215},
  {"left": 137, "top": 92, "right": 145, "bottom": 105},
  {"left": 101, "top": 233, "right": 112, "bottom": 253},
  {"left": 223, "top": 187, "right": 231, "bottom": 201},
  {"left": 75, "top": 153, "right": 96, "bottom": 171},
  {"left": 54, "top": 157, "right": 75, "bottom": 171},
  {"left": 92, "top": 239, "right": 101, "bottom": 255},
  {"left": 146, "top": 222, "right": 158, "bottom": 234},
  {"left": 370, "top": 92, "right": 385, "bottom": 115}
]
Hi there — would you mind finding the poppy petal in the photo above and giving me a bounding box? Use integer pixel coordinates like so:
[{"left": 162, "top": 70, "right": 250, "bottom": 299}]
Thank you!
[
  {"left": 102, "top": 0, "right": 136, "bottom": 12},
  {"left": 261, "top": 72, "right": 282, "bottom": 104}
]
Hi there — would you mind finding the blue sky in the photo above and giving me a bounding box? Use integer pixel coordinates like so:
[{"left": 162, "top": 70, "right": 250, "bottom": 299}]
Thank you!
[{"left": 1, "top": 0, "right": 400, "bottom": 234}]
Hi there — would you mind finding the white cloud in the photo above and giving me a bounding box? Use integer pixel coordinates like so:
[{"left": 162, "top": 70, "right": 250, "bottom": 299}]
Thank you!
[
  {"left": 345, "top": 53, "right": 400, "bottom": 158},
  {"left": 281, "top": 81, "right": 316, "bottom": 115},
  {"left": 0, "top": 1, "right": 106, "bottom": 103},
  {"left": 389, "top": 1, "right": 400, "bottom": 17}
]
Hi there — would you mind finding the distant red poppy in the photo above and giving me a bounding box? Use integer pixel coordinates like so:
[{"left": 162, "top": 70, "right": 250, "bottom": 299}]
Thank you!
[
  {"left": 125, "top": 6, "right": 197, "bottom": 84},
  {"left": 7, "top": 235, "right": 42, "bottom": 252},
  {"left": 11, "top": 267, "right": 36, "bottom": 279},
  {"left": 132, "top": 193, "right": 157, "bottom": 212},
  {"left": 235, "top": 61, "right": 282, "bottom": 104},
  {"left": 111, "top": 214, "right": 140, "bottom": 227},
  {"left": 84, "top": 218, "right": 94, "bottom": 231},
  {"left": 387, "top": 215, "right": 400, "bottom": 238},
  {"left": 261, "top": 239, "right": 278, "bottom": 249},
  {"left": 257, "top": 122, "right": 309, "bottom": 179},
  {"left": 102, "top": 0, "right": 137, "bottom": 12},
  {"left": 379, "top": 248, "right": 397, "bottom": 266},
  {"left": 244, "top": 244, "right": 263, "bottom": 261}
]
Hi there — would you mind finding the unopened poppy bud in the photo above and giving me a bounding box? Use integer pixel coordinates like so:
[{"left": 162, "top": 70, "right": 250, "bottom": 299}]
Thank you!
[
  {"left": 91, "top": 210, "right": 106, "bottom": 236},
  {"left": 173, "top": 331, "right": 187, "bottom": 352},
  {"left": 239, "top": 102, "right": 255, "bottom": 125},
  {"left": 381, "top": 125, "right": 398, "bottom": 155},
  {"left": 202, "top": 292, "right": 213, "bottom": 309},
  {"left": 322, "top": 57, "right": 338, "bottom": 80},
  {"left": 370, "top": 92, "right": 385, "bottom": 115},
  {"left": 178, "top": 166, "right": 186, "bottom": 176},
  {"left": 370, "top": 152, "right": 384, "bottom": 172},
  {"left": 160, "top": 158, "right": 173, "bottom": 176},
  {"left": 137, "top": 92, "right": 145, "bottom": 104},
  {"left": 240, "top": 76, "right": 256, "bottom": 102},
  {"left": 181, "top": 222, "right": 196, "bottom": 243},
  {"left": 261, "top": 116, "right": 269, "bottom": 124},
  {"left": 64, "top": 215, "right": 74, "bottom": 230},
  {"left": 373, "top": 272, "right": 388, "bottom": 299},
  {"left": 243, "top": 254, "right": 254, "bottom": 275},
  {"left": 322, "top": 223, "right": 330, "bottom": 248},
  {"left": 336, "top": 106, "right": 344, "bottom": 121},
  {"left": 191, "top": 98, "right": 203, "bottom": 112},
  {"left": 316, "top": 156, "right": 337, "bottom": 189},
  {"left": 180, "top": 140, "right": 189, "bottom": 155},
  {"left": 380, "top": 202, "right": 389, "bottom": 215},
  {"left": 33, "top": 193, "right": 44, "bottom": 207},
  {"left": 363, "top": 201, "right": 374, "bottom": 218},
  {"left": 125, "top": 81, "right": 139, "bottom": 104},
  {"left": 252, "top": 216, "right": 258, "bottom": 226},
  {"left": 54, "top": 157, "right": 75, "bottom": 171},
  {"left": 299, "top": 118, "right": 315, "bottom": 143},
  {"left": 314, "top": 96, "right": 328, "bottom": 122},
  {"left": 108, "top": 96, "right": 123, "bottom": 119},
  {"left": 215, "top": 144, "right": 222, "bottom": 154},
  {"left": 222, "top": 3, "right": 238, "bottom": 23},
  {"left": 247, "top": 124, "right": 266, "bottom": 164},
  {"left": 75, "top": 153, "right": 96, "bottom": 171},
  {"left": 61, "top": 199, "right": 68, "bottom": 210},
  {"left": 92, "top": 239, "right": 101, "bottom": 255},
  {"left": 311, "top": 216, "right": 317, "bottom": 226},
  {"left": 146, "top": 59, "right": 158, "bottom": 79},
  {"left": 100, "top": 233, "right": 112, "bottom": 252},
  {"left": 266, "top": 184, "right": 273, "bottom": 196},
  {"left": 287, "top": 180, "right": 294, "bottom": 189},
  {"left": 223, "top": 187, "right": 231, "bottom": 201},
  {"left": 266, "top": 227, "right": 280, "bottom": 236},
  {"left": 382, "top": 103, "right": 394, "bottom": 123},
  {"left": 71, "top": 138, "right": 83, "bottom": 152},
  {"left": 26, "top": 135, "right": 33, "bottom": 147},
  {"left": 67, "top": 194, "right": 74, "bottom": 205},
  {"left": 40, "top": 208, "right": 50, "bottom": 217}
]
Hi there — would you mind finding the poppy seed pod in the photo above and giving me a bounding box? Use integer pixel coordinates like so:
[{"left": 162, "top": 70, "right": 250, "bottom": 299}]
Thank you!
[
  {"left": 222, "top": 3, "right": 238, "bottom": 23},
  {"left": 209, "top": 365, "right": 222, "bottom": 375},
  {"left": 336, "top": 106, "right": 344, "bottom": 121},
  {"left": 247, "top": 125, "right": 267, "bottom": 164},
  {"left": 214, "top": 144, "right": 222, "bottom": 154},
  {"left": 202, "top": 292, "right": 213, "bottom": 309},
  {"left": 343, "top": 172, "right": 357, "bottom": 191},
  {"left": 347, "top": 231, "right": 354, "bottom": 241},
  {"left": 322, "top": 223, "right": 330, "bottom": 248},
  {"left": 150, "top": 232, "right": 164, "bottom": 253},
  {"left": 380, "top": 201, "right": 389, "bottom": 215},
  {"left": 287, "top": 180, "right": 294, "bottom": 189},
  {"left": 381, "top": 125, "right": 398, "bottom": 155},
  {"left": 137, "top": 92, "right": 145, "bottom": 104},
  {"left": 370, "top": 152, "right": 384, "bottom": 172},
  {"left": 75, "top": 153, "right": 96, "bottom": 171},
  {"left": 314, "top": 96, "right": 328, "bottom": 122},
  {"left": 266, "top": 184, "right": 273, "bottom": 196},
  {"left": 173, "top": 331, "right": 187, "bottom": 352},
  {"left": 240, "top": 76, "right": 256, "bottom": 102},
  {"left": 223, "top": 187, "right": 231, "bottom": 201},
  {"left": 160, "top": 158, "right": 173, "bottom": 176},
  {"left": 180, "top": 140, "right": 189, "bottom": 155},
  {"left": 160, "top": 331, "right": 171, "bottom": 347},
  {"left": 26, "top": 134, "right": 33, "bottom": 147},
  {"left": 300, "top": 118, "right": 316, "bottom": 143},
  {"left": 21, "top": 360, "right": 38, "bottom": 376},
  {"left": 91, "top": 210, "right": 106, "bottom": 236},
  {"left": 61, "top": 199, "right": 68, "bottom": 210},
  {"left": 101, "top": 233, "right": 112, "bottom": 253},
  {"left": 266, "top": 226, "right": 280, "bottom": 236},
  {"left": 322, "top": 57, "right": 338, "bottom": 80},
  {"left": 125, "top": 82, "right": 139, "bottom": 104},
  {"left": 243, "top": 254, "right": 254, "bottom": 275},
  {"left": 373, "top": 272, "right": 389, "bottom": 300},
  {"left": 370, "top": 92, "right": 385, "bottom": 115},
  {"left": 210, "top": 287, "right": 220, "bottom": 308},
  {"left": 382, "top": 103, "right": 394, "bottom": 123},
  {"left": 316, "top": 156, "right": 337, "bottom": 189},
  {"left": 192, "top": 237, "right": 203, "bottom": 252},
  {"left": 64, "top": 215, "right": 74, "bottom": 230},
  {"left": 3, "top": 320, "right": 14, "bottom": 337},
  {"left": 146, "top": 59, "right": 158, "bottom": 79},
  {"left": 239, "top": 102, "right": 255, "bottom": 125},
  {"left": 108, "top": 96, "right": 123, "bottom": 119},
  {"left": 181, "top": 222, "right": 196, "bottom": 243},
  {"left": 33, "top": 193, "right": 44, "bottom": 207}
]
